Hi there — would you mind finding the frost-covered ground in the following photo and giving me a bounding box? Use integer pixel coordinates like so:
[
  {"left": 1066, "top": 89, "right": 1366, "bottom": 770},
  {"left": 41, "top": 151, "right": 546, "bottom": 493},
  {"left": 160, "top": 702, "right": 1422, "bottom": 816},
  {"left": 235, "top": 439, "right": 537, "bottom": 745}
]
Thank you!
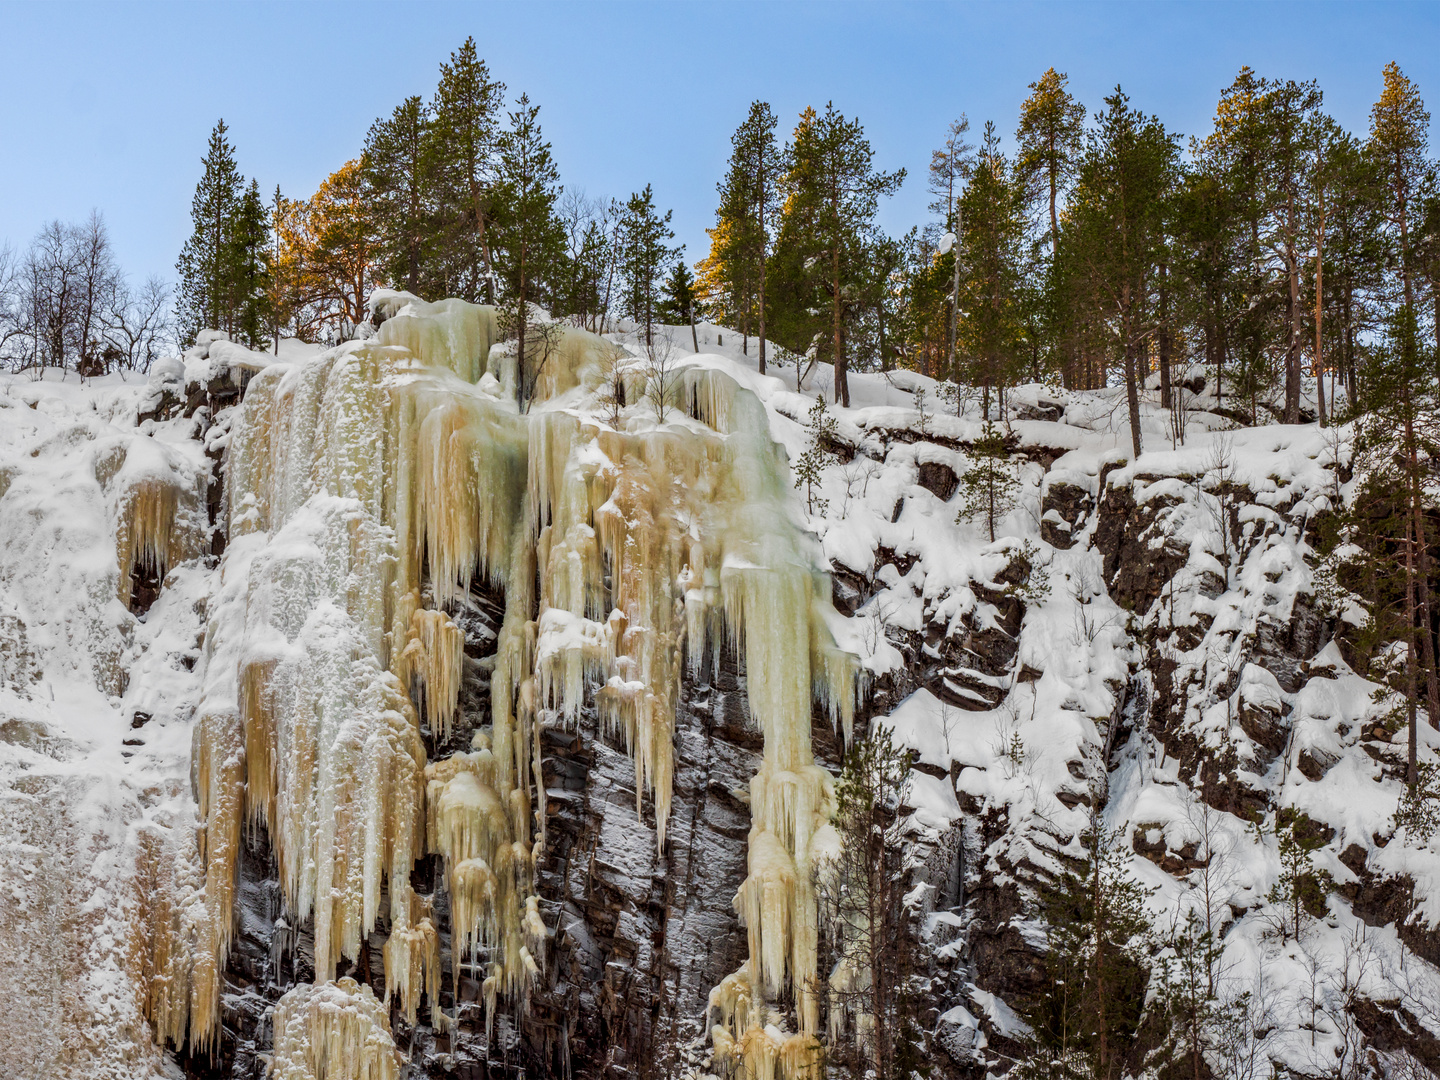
[
  {"left": 0, "top": 368, "right": 212, "bottom": 1078},
  {"left": 2, "top": 312, "right": 1438, "bottom": 1078}
]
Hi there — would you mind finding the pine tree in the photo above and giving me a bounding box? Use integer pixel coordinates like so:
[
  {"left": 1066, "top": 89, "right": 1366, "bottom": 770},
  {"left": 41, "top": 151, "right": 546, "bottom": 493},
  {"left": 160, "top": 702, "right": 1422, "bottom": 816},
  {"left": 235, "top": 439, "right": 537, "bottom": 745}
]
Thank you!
[
  {"left": 927, "top": 115, "right": 974, "bottom": 235},
  {"left": 1022, "top": 828, "right": 1154, "bottom": 1080},
  {"left": 618, "top": 184, "right": 676, "bottom": 347},
  {"left": 363, "top": 95, "right": 432, "bottom": 295},
  {"left": 955, "top": 423, "right": 1019, "bottom": 542},
  {"left": 778, "top": 103, "right": 904, "bottom": 408},
  {"left": 768, "top": 107, "right": 827, "bottom": 384},
  {"left": 1370, "top": 61, "right": 1429, "bottom": 315},
  {"left": 1258, "top": 78, "right": 1325, "bottom": 424},
  {"left": 817, "top": 724, "right": 928, "bottom": 1080},
  {"left": 1153, "top": 911, "right": 1225, "bottom": 1080},
  {"left": 426, "top": 37, "right": 505, "bottom": 303},
  {"left": 927, "top": 116, "right": 975, "bottom": 384},
  {"left": 711, "top": 101, "right": 784, "bottom": 370},
  {"left": 1065, "top": 88, "right": 1179, "bottom": 459},
  {"left": 175, "top": 120, "right": 244, "bottom": 345},
  {"left": 557, "top": 191, "right": 618, "bottom": 332},
  {"left": 694, "top": 216, "right": 744, "bottom": 342},
  {"left": 1015, "top": 71, "right": 1084, "bottom": 388},
  {"left": 955, "top": 122, "right": 1028, "bottom": 413},
  {"left": 1263, "top": 808, "right": 1332, "bottom": 940},
  {"left": 1349, "top": 311, "right": 1440, "bottom": 785},
  {"left": 282, "top": 161, "right": 381, "bottom": 337},
  {"left": 1366, "top": 63, "right": 1439, "bottom": 782},
  {"left": 494, "top": 94, "right": 565, "bottom": 411},
  {"left": 1016, "top": 69, "right": 1085, "bottom": 261}
]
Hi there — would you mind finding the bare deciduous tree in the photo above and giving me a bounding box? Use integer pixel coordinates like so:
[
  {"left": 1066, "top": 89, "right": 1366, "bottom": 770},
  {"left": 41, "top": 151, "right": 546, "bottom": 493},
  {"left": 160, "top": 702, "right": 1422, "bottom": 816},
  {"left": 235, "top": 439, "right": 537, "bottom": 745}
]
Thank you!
[
  {"left": 2, "top": 213, "right": 173, "bottom": 374},
  {"left": 641, "top": 327, "right": 681, "bottom": 422}
]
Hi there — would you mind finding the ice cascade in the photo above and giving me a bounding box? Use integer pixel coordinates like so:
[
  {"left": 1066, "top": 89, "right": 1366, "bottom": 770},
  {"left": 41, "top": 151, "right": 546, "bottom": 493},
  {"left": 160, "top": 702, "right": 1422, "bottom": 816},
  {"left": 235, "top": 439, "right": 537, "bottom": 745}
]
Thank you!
[{"left": 152, "top": 292, "right": 855, "bottom": 1073}]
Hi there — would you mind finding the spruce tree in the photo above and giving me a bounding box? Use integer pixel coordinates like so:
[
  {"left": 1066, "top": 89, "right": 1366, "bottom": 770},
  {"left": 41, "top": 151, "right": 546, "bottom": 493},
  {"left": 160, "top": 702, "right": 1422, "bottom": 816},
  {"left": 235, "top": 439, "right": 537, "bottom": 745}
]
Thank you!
[
  {"left": 175, "top": 120, "right": 244, "bottom": 345},
  {"left": 658, "top": 257, "right": 699, "bottom": 350},
  {"left": 225, "top": 179, "right": 273, "bottom": 349}
]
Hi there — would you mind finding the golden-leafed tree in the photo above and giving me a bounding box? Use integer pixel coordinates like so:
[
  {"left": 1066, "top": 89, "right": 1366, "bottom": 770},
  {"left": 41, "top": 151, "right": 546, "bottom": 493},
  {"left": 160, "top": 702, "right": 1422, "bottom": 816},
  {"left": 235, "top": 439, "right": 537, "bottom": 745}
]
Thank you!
[{"left": 274, "top": 160, "right": 383, "bottom": 341}]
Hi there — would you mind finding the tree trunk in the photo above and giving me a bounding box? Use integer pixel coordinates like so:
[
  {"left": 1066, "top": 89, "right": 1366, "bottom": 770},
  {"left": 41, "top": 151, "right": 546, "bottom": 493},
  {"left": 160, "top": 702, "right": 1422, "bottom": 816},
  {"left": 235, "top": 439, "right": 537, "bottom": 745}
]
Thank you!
[
  {"left": 1315, "top": 188, "right": 1327, "bottom": 428},
  {"left": 1285, "top": 193, "right": 1303, "bottom": 424},
  {"left": 1158, "top": 263, "right": 1173, "bottom": 412},
  {"left": 1407, "top": 514, "right": 1419, "bottom": 787},
  {"left": 1049, "top": 158, "right": 1060, "bottom": 260},
  {"left": 516, "top": 247, "right": 528, "bottom": 410},
  {"left": 1122, "top": 284, "right": 1143, "bottom": 461},
  {"left": 1410, "top": 430, "right": 1440, "bottom": 732},
  {"left": 868, "top": 812, "right": 886, "bottom": 1079},
  {"left": 832, "top": 239, "right": 848, "bottom": 408},
  {"left": 474, "top": 189, "right": 496, "bottom": 305},
  {"left": 1092, "top": 836, "right": 1109, "bottom": 1078},
  {"left": 757, "top": 241, "right": 767, "bottom": 374}
]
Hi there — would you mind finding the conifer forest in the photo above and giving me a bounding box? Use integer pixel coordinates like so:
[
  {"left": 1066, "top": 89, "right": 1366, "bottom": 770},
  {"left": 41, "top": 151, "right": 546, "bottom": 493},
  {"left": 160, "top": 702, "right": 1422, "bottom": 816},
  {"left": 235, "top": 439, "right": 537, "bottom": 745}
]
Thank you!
[{"left": 4, "top": 25, "right": 1440, "bottom": 1080}]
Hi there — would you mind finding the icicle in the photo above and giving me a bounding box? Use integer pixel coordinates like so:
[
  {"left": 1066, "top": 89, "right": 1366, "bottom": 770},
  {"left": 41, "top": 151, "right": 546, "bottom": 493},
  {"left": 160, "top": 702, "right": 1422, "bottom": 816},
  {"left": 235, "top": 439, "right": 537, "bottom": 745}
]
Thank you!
[
  {"left": 398, "top": 602, "right": 465, "bottom": 743},
  {"left": 110, "top": 462, "right": 206, "bottom": 606},
  {"left": 382, "top": 919, "right": 441, "bottom": 1028},
  {"left": 271, "top": 978, "right": 401, "bottom": 1080},
  {"left": 425, "top": 751, "right": 538, "bottom": 1017}
]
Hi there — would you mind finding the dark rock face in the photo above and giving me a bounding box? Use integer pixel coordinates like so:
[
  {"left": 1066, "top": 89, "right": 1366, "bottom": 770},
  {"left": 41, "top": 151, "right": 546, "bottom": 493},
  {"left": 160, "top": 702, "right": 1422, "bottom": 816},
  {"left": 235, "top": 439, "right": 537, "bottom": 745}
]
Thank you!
[
  {"left": 918, "top": 461, "right": 959, "bottom": 502},
  {"left": 1351, "top": 997, "right": 1440, "bottom": 1075},
  {"left": 1343, "top": 865, "right": 1440, "bottom": 971},
  {"left": 1040, "top": 480, "right": 1092, "bottom": 550},
  {"left": 1093, "top": 482, "right": 1189, "bottom": 614},
  {"left": 529, "top": 654, "right": 768, "bottom": 1080}
]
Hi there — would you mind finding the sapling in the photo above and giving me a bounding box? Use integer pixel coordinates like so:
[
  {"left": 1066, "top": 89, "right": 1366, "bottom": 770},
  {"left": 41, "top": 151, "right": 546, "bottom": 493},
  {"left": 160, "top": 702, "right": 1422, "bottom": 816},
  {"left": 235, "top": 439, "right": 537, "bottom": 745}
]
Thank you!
[
  {"left": 793, "top": 393, "right": 836, "bottom": 514},
  {"left": 913, "top": 385, "right": 930, "bottom": 435},
  {"left": 641, "top": 327, "right": 680, "bottom": 421},
  {"left": 955, "top": 423, "right": 1019, "bottom": 542}
]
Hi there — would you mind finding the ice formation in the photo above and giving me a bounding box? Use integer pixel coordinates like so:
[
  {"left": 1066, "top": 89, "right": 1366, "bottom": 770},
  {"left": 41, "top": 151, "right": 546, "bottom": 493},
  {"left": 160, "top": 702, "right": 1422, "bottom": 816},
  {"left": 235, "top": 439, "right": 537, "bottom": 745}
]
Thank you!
[
  {"left": 149, "top": 292, "right": 856, "bottom": 1072},
  {"left": 92, "top": 424, "right": 210, "bottom": 616},
  {"left": 270, "top": 977, "right": 401, "bottom": 1080}
]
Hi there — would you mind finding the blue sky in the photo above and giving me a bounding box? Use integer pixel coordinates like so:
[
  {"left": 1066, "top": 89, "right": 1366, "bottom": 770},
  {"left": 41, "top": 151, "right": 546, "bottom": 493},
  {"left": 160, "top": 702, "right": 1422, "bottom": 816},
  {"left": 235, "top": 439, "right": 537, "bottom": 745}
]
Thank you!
[{"left": 2, "top": 1, "right": 1436, "bottom": 285}]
